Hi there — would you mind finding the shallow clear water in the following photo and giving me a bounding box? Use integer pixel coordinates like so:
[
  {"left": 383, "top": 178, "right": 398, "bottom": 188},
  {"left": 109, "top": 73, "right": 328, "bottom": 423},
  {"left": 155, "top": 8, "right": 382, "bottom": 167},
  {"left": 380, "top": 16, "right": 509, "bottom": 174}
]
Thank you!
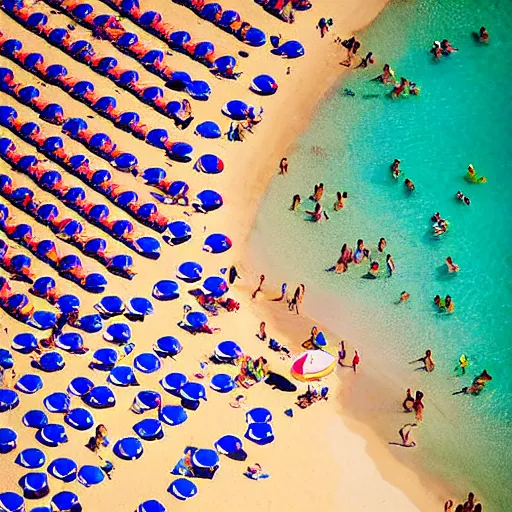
[{"left": 250, "top": 0, "right": 512, "bottom": 508}]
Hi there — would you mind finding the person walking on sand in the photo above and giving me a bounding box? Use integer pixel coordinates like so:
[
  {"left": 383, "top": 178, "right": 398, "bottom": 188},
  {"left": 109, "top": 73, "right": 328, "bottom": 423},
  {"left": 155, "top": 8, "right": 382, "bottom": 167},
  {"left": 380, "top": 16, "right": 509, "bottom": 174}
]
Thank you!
[
  {"left": 402, "top": 388, "right": 414, "bottom": 412},
  {"left": 413, "top": 391, "right": 424, "bottom": 422},
  {"left": 352, "top": 350, "right": 360, "bottom": 373},
  {"left": 251, "top": 274, "right": 265, "bottom": 299},
  {"left": 444, "top": 499, "right": 454, "bottom": 512},
  {"left": 273, "top": 283, "right": 288, "bottom": 301},
  {"left": 410, "top": 349, "right": 435, "bottom": 372},
  {"left": 338, "top": 340, "right": 346, "bottom": 365},
  {"left": 279, "top": 157, "right": 288, "bottom": 174},
  {"left": 256, "top": 321, "right": 267, "bottom": 341},
  {"left": 288, "top": 284, "right": 305, "bottom": 314}
]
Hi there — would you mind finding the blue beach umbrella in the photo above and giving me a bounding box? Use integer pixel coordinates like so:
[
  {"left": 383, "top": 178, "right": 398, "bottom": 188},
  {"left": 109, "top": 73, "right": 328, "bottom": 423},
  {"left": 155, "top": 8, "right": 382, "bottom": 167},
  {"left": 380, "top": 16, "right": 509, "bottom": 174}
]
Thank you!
[
  {"left": 132, "top": 390, "right": 160, "bottom": 414},
  {"left": 163, "top": 221, "right": 192, "bottom": 246},
  {"left": 127, "top": 297, "right": 154, "bottom": 317},
  {"left": 146, "top": 128, "right": 168, "bottom": 149},
  {"left": 93, "top": 14, "right": 114, "bottom": 27},
  {"left": 214, "top": 341, "right": 243, "bottom": 362},
  {"left": 40, "top": 104, "right": 64, "bottom": 123},
  {"left": 56, "top": 333, "right": 84, "bottom": 353},
  {"left": 24, "top": 52, "right": 44, "bottom": 70},
  {"left": 210, "top": 374, "right": 236, "bottom": 393},
  {"left": 57, "top": 294, "right": 80, "bottom": 315},
  {"left": 214, "top": 55, "right": 236, "bottom": 74},
  {"left": 32, "top": 352, "right": 65, "bottom": 372},
  {"left": 194, "top": 121, "right": 221, "bottom": 139},
  {"left": 133, "top": 418, "right": 164, "bottom": 441},
  {"left": 95, "top": 295, "right": 125, "bottom": 317},
  {"left": 250, "top": 74, "right": 278, "bottom": 95},
  {"left": 203, "top": 233, "right": 232, "bottom": 253},
  {"left": 203, "top": 276, "right": 228, "bottom": 297},
  {"left": 15, "top": 448, "right": 46, "bottom": 469},
  {"left": 11, "top": 333, "right": 38, "bottom": 354},
  {"left": 62, "top": 187, "right": 86, "bottom": 206},
  {"left": 48, "top": 458, "right": 78, "bottom": 482},
  {"left": 29, "top": 310, "right": 58, "bottom": 331},
  {"left": 36, "top": 424, "right": 68, "bottom": 447},
  {"left": 0, "top": 40, "right": 21, "bottom": 58},
  {"left": 245, "top": 28, "right": 266, "bottom": 47},
  {"left": 194, "top": 190, "right": 223, "bottom": 213},
  {"left": 17, "top": 154, "right": 37, "bottom": 171},
  {"left": 141, "top": 86, "right": 163, "bottom": 104},
  {"left": 160, "top": 373, "right": 188, "bottom": 395},
  {"left": 45, "top": 64, "right": 68, "bottom": 83},
  {"left": 222, "top": 100, "right": 248, "bottom": 120},
  {"left": 201, "top": 2, "right": 221, "bottom": 21},
  {"left": 0, "top": 348, "right": 13, "bottom": 369},
  {"left": 112, "top": 219, "right": 134, "bottom": 238},
  {"left": 15, "top": 374, "right": 43, "bottom": 394},
  {"left": 39, "top": 170, "right": 62, "bottom": 190},
  {"left": 36, "top": 204, "right": 59, "bottom": 223},
  {"left": 136, "top": 236, "right": 161, "bottom": 259},
  {"left": 87, "top": 206, "right": 110, "bottom": 224},
  {"left": 113, "top": 437, "right": 143, "bottom": 460},
  {"left": 0, "top": 427, "right": 17, "bottom": 453},
  {"left": 75, "top": 313, "right": 103, "bottom": 333},
  {"left": 107, "top": 254, "right": 134, "bottom": 278},
  {"left": 118, "top": 69, "right": 139, "bottom": 86},
  {"left": 272, "top": 40, "right": 305, "bottom": 58},
  {"left": 141, "top": 49, "right": 164, "bottom": 67},
  {"left": 152, "top": 280, "right": 179, "bottom": 301},
  {"left": 19, "top": 122, "right": 40, "bottom": 140},
  {"left": 180, "top": 382, "right": 206, "bottom": 401},
  {"left": 114, "top": 153, "right": 138, "bottom": 172},
  {"left": 70, "top": 40, "right": 93, "bottom": 59},
  {"left": 168, "top": 478, "right": 197, "bottom": 501},
  {"left": 194, "top": 154, "right": 224, "bottom": 174},
  {"left": 245, "top": 422, "right": 274, "bottom": 445},
  {"left": 115, "top": 190, "right": 138, "bottom": 208},
  {"left": 117, "top": 32, "right": 139, "bottom": 48},
  {"left": 168, "top": 31, "right": 191, "bottom": 48},
  {"left": 91, "top": 169, "right": 111, "bottom": 187},
  {"left": 185, "top": 312, "right": 208, "bottom": 329},
  {"left": 0, "top": 492, "right": 25, "bottom": 512},
  {"left": 167, "top": 142, "right": 193, "bottom": 162},
  {"left": 186, "top": 80, "right": 211, "bottom": 100},
  {"left": 22, "top": 410, "right": 48, "bottom": 429},
  {"left": 62, "top": 118, "right": 87, "bottom": 138},
  {"left": 139, "top": 10, "right": 162, "bottom": 26},
  {"left": 219, "top": 9, "right": 239, "bottom": 26},
  {"left": 58, "top": 254, "right": 82, "bottom": 273},
  {"left": 193, "top": 41, "right": 214, "bottom": 60},
  {"left": 140, "top": 167, "right": 165, "bottom": 185},
  {"left": 103, "top": 323, "right": 131, "bottom": 344},
  {"left": 246, "top": 407, "right": 272, "bottom": 424},
  {"left": 214, "top": 435, "right": 246, "bottom": 460},
  {"left": 18, "top": 85, "right": 40, "bottom": 104},
  {"left": 159, "top": 405, "right": 187, "bottom": 426},
  {"left": 176, "top": 261, "right": 203, "bottom": 282},
  {"left": 94, "top": 96, "right": 117, "bottom": 113},
  {"left": 95, "top": 56, "right": 118, "bottom": 75},
  {"left": 153, "top": 336, "right": 182, "bottom": 358},
  {"left": 78, "top": 465, "right": 105, "bottom": 487},
  {"left": 51, "top": 491, "right": 81, "bottom": 512},
  {"left": 134, "top": 353, "right": 161, "bottom": 374},
  {"left": 138, "top": 500, "right": 167, "bottom": 512},
  {"left": 18, "top": 472, "right": 50, "bottom": 499},
  {"left": 109, "top": 366, "right": 138, "bottom": 387},
  {"left": 82, "top": 386, "right": 116, "bottom": 409},
  {"left": 0, "top": 389, "right": 19, "bottom": 412},
  {"left": 64, "top": 408, "right": 94, "bottom": 431},
  {"left": 137, "top": 203, "right": 158, "bottom": 220},
  {"left": 44, "top": 392, "right": 70, "bottom": 414},
  {"left": 68, "top": 377, "right": 94, "bottom": 397},
  {"left": 166, "top": 71, "right": 191, "bottom": 91},
  {"left": 192, "top": 448, "right": 219, "bottom": 468},
  {"left": 115, "top": 111, "right": 140, "bottom": 130},
  {"left": 73, "top": 3, "right": 93, "bottom": 19}
]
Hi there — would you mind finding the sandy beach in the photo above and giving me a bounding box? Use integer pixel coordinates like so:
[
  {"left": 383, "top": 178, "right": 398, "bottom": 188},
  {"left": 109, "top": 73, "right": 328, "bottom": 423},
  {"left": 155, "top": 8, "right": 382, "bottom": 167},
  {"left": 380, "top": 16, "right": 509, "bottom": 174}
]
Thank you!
[{"left": 0, "top": 0, "right": 451, "bottom": 510}]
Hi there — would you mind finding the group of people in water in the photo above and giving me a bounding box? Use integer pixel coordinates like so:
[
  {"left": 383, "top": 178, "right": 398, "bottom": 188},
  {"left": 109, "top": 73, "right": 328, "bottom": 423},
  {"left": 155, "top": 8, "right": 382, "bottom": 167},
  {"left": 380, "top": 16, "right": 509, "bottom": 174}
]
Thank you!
[
  {"left": 289, "top": 182, "right": 349, "bottom": 222},
  {"left": 445, "top": 491, "right": 483, "bottom": 511}
]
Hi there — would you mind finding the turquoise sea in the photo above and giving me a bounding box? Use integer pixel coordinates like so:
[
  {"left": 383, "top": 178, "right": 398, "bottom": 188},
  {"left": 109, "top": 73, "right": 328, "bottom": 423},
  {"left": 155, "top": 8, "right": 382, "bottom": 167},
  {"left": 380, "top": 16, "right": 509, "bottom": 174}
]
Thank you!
[{"left": 249, "top": 0, "right": 512, "bottom": 508}]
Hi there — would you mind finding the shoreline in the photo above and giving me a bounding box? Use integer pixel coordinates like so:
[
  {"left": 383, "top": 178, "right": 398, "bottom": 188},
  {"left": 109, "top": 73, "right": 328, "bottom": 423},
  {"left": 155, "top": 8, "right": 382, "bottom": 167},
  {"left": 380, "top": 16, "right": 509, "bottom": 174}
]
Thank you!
[{"left": 0, "top": 0, "right": 453, "bottom": 510}]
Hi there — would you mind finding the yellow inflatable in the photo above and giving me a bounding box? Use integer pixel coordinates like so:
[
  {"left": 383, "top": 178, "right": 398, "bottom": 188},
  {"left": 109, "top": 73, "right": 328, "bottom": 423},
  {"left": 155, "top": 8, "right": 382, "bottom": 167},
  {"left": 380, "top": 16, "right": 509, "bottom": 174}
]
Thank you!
[{"left": 465, "top": 164, "right": 486, "bottom": 184}]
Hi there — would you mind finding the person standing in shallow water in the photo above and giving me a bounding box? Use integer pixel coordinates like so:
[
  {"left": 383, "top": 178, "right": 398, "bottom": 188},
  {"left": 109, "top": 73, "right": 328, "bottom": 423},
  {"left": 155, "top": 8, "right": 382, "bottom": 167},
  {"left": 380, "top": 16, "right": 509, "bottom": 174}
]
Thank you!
[
  {"left": 290, "top": 194, "right": 301, "bottom": 211},
  {"left": 409, "top": 349, "right": 435, "bottom": 372},
  {"left": 279, "top": 157, "right": 288, "bottom": 174}
]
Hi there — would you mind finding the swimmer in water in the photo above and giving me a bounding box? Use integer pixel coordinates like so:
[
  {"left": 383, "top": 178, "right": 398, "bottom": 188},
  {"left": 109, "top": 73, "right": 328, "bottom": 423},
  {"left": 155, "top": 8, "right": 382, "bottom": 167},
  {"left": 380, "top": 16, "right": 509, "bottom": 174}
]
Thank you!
[
  {"left": 456, "top": 191, "right": 471, "bottom": 205},
  {"left": 434, "top": 294, "right": 445, "bottom": 310},
  {"left": 334, "top": 243, "right": 353, "bottom": 273},
  {"left": 386, "top": 254, "right": 395, "bottom": 276},
  {"left": 445, "top": 295, "right": 454, "bottom": 313},
  {"left": 290, "top": 194, "right": 301, "bottom": 211},
  {"left": 431, "top": 212, "right": 442, "bottom": 223},
  {"left": 305, "top": 202, "right": 329, "bottom": 222},
  {"left": 396, "top": 291, "right": 410, "bottom": 304},
  {"left": 368, "top": 260, "right": 379, "bottom": 278},
  {"left": 404, "top": 178, "right": 415, "bottom": 191},
  {"left": 409, "top": 82, "right": 420, "bottom": 95},
  {"left": 446, "top": 257, "right": 460, "bottom": 273},
  {"left": 458, "top": 354, "right": 469, "bottom": 375},
  {"left": 410, "top": 349, "right": 435, "bottom": 372},
  {"left": 378, "top": 237, "right": 387, "bottom": 253},
  {"left": 441, "top": 39, "right": 458, "bottom": 54},
  {"left": 334, "top": 191, "right": 348, "bottom": 211},
  {"left": 357, "top": 51, "right": 375, "bottom": 69},
  {"left": 310, "top": 183, "right": 325, "bottom": 202},
  {"left": 430, "top": 41, "right": 443, "bottom": 59},
  {"left": 402, "top": 388, "right": 414, "bottom": 412},
  {"left": 433, "top": 219, "right": 448, "bottom": 236},
  {"left": 453, "top": 370, "right": 492, "bottom": 395},
  {"left": 353, "top": 239, "right": 368, "bottom": 264},
  {"left": 478, "top": 26, "right": 489, "bottom": 42},
  {"left": 391, "top": 77, "right": 409, "bottom": 98},
  {"left": 391, "top": 159, "right": 401, "bottom": 179},
  {"left": 372, "top": 63, "right": 396, "bottom": 84}
]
